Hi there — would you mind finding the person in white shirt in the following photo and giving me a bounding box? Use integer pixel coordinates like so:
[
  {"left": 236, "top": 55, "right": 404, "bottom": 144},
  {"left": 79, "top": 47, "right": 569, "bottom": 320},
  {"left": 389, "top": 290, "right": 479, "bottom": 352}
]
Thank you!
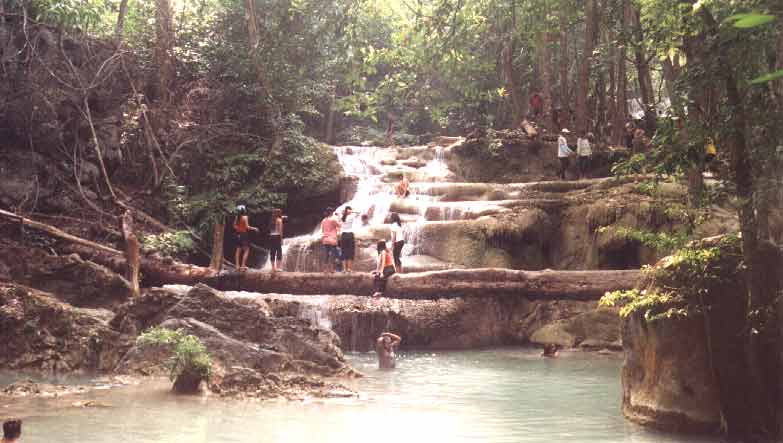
[
  {"left": 389, "top": 212, "right": 405, "bottom": 273},
  {"left": 557, "top": 128, "right": 575, "bottom": 180},
  {"left": 340, "top": 206, "right": 358, "bottom": 272},
  {"left": 576, "top": 133, "right": 593, "bottom": 180}
]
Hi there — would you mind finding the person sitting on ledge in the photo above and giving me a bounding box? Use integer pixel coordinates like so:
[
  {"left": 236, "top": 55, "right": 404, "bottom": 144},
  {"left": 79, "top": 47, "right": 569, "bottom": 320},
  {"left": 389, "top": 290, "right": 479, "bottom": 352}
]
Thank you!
[
  {"left": 542, "top": 343, "right": 560, "bottom": 358},
  {"left": 394, "top": 175, "right": 410, "bottom": 198},
  {"left": 372, "top": 240, "right": 396, "bottom": 297},
  {"left": 377, "top": 332, "right": 402, "bottom": 369},
  {"left": 2, "top": 419, "right": 22, "bottom": 443}
]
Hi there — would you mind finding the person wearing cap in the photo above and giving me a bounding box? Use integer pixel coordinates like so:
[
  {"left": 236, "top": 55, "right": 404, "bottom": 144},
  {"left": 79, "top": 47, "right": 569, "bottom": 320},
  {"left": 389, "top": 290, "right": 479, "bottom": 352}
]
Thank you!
[
  {"left": 557, "top": 128, "right": 575, "bottom": 180},
  {"left": 234, "top": 205, "right": 259, "bottom": 270}
]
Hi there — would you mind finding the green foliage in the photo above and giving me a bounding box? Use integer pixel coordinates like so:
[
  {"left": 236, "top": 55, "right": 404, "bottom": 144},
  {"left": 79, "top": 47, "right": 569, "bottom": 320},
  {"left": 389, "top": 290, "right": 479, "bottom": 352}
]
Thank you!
[
  {"left": 600, "top": 288, "right": 687, "bottom": 321},
  {"left": 23, "top": 0, "right": 107, "bottom": 32},
  {"left": 138, "top": 328, "right": 213, "bottom": 382},
  {"left": 724, "top": 13, "right": 775, "bottom": 29},
  {"left": 169, "top": 117, "right": 341, "bottom": 234},
  {"left": 600, "top": 234, "right": 743, "bottom": 321},
  {"left": 598, "top": 225, "right": 691, "bottom": 254},
  {"left": 750, "top": 69, "right": 783, "bottom": 85},
  {"left": 141, "top": 231, "right": 196, "bottom": 258}
]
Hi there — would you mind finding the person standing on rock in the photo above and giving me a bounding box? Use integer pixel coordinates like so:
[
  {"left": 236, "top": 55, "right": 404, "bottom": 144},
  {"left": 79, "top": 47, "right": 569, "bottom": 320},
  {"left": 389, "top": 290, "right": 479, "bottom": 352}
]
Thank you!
[
  {"left": 320, "top": 207, "right": 340, "bottom": 273},
  {"left": 372, "top": 240, "right": 396, "bottom": 297},
  {"left": 2, "top": 419, "right": 21, "bottom": 443},
  {"left": 389, "top": 212, "right": 405, "bottom": 273},
  {"left": 576, "top": 133, "right": 593, "bottom": 180},
  {"left": 376, "top": 332, "right": 401, "bottom": 369},
  {"left": 268, "top": 208, "right": 285, "bottom": 273},
  {"left": 557, "top": 128, "right": 575, "bottom": 180},
  {"left": 234, "top": 205, "right": 259, "bottom": 270},
  {"left": 340, "top": 206, "right": 357, "bottom": 273}
]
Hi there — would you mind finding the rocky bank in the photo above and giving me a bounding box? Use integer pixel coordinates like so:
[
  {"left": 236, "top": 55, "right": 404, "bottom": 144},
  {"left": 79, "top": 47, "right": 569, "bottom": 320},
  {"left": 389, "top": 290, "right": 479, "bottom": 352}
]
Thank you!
[{"left": 618, "top": 237, "right": 783, "bottom": 435}]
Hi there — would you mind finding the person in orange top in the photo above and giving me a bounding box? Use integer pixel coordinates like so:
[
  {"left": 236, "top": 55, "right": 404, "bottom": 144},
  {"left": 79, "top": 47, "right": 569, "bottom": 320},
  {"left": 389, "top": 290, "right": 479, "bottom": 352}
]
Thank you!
[
  {"left": 234, "top": 205, "right": 258, "bottom": 270},
  {"left": 372, "top": 240, "right": 396, "bottom": 297}
]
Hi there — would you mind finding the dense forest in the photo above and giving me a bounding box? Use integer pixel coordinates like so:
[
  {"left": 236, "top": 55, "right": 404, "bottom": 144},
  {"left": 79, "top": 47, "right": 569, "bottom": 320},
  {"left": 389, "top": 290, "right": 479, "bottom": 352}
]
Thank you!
[{"left": 1, "top": 0, "right": 783, "bottom": 440}]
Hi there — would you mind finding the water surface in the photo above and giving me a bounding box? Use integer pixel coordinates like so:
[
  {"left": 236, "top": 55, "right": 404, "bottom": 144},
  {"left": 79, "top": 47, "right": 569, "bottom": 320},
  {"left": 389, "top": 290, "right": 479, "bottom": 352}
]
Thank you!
[{"left": 3, "top": 349, "right": 724, "bottom": 443}]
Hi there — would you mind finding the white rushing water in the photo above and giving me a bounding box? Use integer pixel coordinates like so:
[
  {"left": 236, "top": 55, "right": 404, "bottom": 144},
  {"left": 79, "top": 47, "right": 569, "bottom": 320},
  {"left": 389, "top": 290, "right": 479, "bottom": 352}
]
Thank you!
[{"left": 278, "top": 144, "right": 454, "bottom": 272}]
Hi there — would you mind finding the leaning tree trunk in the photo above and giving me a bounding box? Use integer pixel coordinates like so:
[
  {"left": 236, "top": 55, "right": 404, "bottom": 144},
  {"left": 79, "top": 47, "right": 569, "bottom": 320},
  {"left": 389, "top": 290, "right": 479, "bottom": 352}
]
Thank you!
[
  {"left": 575, "top": 0, "right": 596, "bottom": 135},
  {"left": 115, "top": 0, "right": 129, "bottom": 43},
  {"left": 209, "top": 220, "right": 225, "bottom": 271},
  {"left": 631, "top": 6, "right": 656, "bottom": 133},
  {"left": 154, "top": 0, "right": 175, "bottom": 103}
]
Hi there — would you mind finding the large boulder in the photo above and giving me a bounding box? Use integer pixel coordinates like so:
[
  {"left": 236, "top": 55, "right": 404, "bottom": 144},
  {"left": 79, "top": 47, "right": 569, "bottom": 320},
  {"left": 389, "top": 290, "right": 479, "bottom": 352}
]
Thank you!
[
  {"left": 112, "top": 284, "right": 354, "bottom": 377},
  {"left": 0, "top": 283, "right": 128, "bottom": 372},
  {"left": 116, "top": 318, "right": 291, "bottom": 377},
  {"left": 618, "top": 237, "right": 783, "bottom": 436},
  {"left": 622, "top": 310, "right": 721, "bottom": 433}
]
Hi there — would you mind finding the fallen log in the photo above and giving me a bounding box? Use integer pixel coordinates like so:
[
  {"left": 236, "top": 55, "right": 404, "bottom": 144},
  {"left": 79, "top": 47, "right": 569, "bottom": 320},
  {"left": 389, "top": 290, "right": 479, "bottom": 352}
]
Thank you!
[
  {"left": 203, "top": 268, "right": 640, "bottom": 300},
  {"left": 0, "top": 209, "right": 122, "bottom": 256},
  {"left": 2, "top": 209, "right": 639, "bottom": 300}
]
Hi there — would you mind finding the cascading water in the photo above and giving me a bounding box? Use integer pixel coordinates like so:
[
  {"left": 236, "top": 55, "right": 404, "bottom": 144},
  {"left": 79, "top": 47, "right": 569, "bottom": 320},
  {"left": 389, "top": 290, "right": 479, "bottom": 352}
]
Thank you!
[{"left": 277, "top": 141, "right": 470, "bottom": 273}]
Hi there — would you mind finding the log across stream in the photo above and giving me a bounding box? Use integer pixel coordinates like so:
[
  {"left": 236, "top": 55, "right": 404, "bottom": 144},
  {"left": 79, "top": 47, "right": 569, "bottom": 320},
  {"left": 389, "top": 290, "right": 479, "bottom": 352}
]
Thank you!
[{"left": 204, "top": 268, "right": 640, "bottom": 300}]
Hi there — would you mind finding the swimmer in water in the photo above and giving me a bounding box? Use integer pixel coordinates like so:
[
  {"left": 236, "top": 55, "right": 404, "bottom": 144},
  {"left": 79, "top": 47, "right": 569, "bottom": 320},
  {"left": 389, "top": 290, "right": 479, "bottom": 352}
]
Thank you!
[
  {"left": 376, "top": 332, "right": 401, "bottom": 369},
  {"left": 542, "top": 343, "right": 560, "bottom": 358}
]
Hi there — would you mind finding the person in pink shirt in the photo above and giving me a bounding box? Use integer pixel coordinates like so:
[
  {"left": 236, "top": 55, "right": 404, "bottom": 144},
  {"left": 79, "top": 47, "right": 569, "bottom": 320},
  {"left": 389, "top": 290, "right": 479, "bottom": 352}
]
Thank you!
[{"left": 320, "top": 207, "right": 340, "bottom": 273}]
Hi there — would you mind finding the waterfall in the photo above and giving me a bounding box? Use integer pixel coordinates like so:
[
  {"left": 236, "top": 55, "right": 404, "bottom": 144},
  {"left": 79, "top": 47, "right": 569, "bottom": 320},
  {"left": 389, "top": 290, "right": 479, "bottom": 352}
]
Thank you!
[
  {"left": 297, "top": 296, "right": 332, "bottom": 330},
  {"left": 268, "top": 141, "right": 463, "bottom": 272}
]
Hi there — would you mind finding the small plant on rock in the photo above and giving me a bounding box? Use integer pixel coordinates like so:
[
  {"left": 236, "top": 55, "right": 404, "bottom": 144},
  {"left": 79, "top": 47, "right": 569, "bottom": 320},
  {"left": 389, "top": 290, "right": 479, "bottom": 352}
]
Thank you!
[{"left": 137, "top": 327, "right": 213, "bottom": 394}]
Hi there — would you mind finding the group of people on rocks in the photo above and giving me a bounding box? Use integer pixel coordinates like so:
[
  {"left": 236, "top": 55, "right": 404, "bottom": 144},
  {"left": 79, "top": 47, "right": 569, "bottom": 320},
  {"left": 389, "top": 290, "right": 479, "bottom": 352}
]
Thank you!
[
  {"left": 319, "top": 204, "right": 406, "bottom": 297},
  {"left": 556, "top": 128, "right": 594, "bottom": 180},
  {"left": 232, "top": 174, "right": 413, "bottom": 297}
]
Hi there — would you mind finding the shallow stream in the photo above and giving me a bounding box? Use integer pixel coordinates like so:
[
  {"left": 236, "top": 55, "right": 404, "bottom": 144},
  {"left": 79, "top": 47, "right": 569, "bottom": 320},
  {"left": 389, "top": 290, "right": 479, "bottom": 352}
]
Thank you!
[{"left": 3, "top": 349, "right": 723, "bottom": 443}]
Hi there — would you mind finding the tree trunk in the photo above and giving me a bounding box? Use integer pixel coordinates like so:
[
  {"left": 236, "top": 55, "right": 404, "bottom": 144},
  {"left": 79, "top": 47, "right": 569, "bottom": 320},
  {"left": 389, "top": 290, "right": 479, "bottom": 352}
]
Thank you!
[
  {"left": 204, "top": 268, "right": 641, "bottom": 300},
  {"left": 558, "top": 4, "right": 569, "bottom": 108},
  {"left": 682, "top": 16, "right": 705, "bottom": 207},
  {"left": 630, "top": 6, "right": 656, "bottom": 133},
  {"left": 607, "top": 28, "right": 617, "bottom": 144},
  {"left": 575, "top": 0, "right": 597, "bottom": 135},
  {"left": 324, "top": 93, "right": 336, "bottom": 144},
  {"left": 661, "top": 56, "right": 680, "bottom": 109},
  {"left": 121, "top": 210, "right": 141, "bottom": 297},
  {"left": 776, "top": 28, "right": 783, "bottom": 106},
  {"left": 244, "top": 0, "right": 281, "bottom": 146},
  {"left": 115, "top": 0, "right": 129, "bottom": 43},
  {"left": 699, "top": 6, "right": 774, "bottom": 437},
  {"left": 209, "top": 220, "right": 225, "bottom": 271},
  {"left": 502, "top": 37, "right": 522, "bottom": 124},
  {"left": 154, "top": 0, "right": 175, "bottom": 103},
  {"left": 539, "top": 31, "right": 554, "bottom": 125},
  {"left": 613, "top": 2, "right": 628, "bottom": 146}
]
